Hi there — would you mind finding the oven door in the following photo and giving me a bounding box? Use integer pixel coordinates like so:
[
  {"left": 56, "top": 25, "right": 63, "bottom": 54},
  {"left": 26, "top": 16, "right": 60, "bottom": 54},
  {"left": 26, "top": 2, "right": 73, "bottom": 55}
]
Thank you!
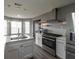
[
  {"left": 42, "top": 37, "right": 56, "bottom": 56},
  {"left": 42, "top": 37, "right": 56, "bottom": 49}
]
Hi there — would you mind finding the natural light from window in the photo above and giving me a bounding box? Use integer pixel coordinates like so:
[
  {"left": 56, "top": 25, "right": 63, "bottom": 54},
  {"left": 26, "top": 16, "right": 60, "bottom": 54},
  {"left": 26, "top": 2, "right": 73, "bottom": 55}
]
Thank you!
[
  {"left": 11, "top": 21, "right": 22, "bottom": 34},
  {"left": 72, "top": 12, "right": 75, "bottom": 26},
  {"left": 25, "top": 22, "right": 30, "bottom": 34},
  {"left": 4, "top": 20, "right": 7, "bottom": 35}
]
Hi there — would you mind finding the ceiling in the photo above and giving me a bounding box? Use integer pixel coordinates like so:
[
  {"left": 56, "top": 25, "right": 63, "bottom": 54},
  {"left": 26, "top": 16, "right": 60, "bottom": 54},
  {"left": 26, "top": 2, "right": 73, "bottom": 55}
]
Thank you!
[{"left": 4, "top": 0, "right": 74, "bottom": 18}]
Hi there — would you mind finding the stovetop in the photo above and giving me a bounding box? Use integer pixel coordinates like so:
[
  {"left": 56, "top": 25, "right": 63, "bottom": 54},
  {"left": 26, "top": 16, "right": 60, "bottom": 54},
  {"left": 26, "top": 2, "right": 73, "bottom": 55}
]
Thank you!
[{"left": 43, "top": 32, "right": 62, "bottom": 37}]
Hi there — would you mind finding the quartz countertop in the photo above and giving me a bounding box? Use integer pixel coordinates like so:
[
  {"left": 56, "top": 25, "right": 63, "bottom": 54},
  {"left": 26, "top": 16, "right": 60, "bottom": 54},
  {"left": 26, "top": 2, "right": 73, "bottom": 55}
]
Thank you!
[{"left": 5, "top": 34, "right": 34, "bottom": 43}]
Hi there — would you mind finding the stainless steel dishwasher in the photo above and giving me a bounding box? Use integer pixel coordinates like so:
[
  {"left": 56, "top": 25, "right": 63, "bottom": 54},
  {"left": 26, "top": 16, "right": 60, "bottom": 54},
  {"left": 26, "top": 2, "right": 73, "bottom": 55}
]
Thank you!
[{"left": 66, "top": 43, "right": 75, "bottom": 59}]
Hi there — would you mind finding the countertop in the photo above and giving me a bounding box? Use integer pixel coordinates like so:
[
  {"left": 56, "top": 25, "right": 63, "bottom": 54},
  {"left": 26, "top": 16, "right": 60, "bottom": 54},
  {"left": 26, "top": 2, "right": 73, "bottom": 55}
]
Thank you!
[{"left": 5, "top": 34, "right": 34, "bottom": 43}]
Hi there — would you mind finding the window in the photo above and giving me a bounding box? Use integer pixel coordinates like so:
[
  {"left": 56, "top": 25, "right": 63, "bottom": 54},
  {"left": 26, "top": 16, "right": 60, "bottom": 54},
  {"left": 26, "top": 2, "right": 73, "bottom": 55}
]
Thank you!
[
  {"left": 11, "top": 21, "right": 22, "bottom": 34},
  {"left": 5, "top": 20, "right": 31, "bottom": 35},
  {"left": 25, "top": 21, "right": 30, "bottom": 34},
  {"left": 72, "top": 12, "right": 75, "bottom": 25},
  {"left": 4, "top": 20, "right": 7, "bottom": 35}
]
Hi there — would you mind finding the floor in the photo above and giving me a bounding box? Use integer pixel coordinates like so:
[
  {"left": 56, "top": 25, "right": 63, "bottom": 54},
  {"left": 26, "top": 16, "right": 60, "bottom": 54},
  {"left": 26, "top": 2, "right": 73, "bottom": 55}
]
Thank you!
[{"left": 32, "top": 44, "right": 58, "bottom": 59}]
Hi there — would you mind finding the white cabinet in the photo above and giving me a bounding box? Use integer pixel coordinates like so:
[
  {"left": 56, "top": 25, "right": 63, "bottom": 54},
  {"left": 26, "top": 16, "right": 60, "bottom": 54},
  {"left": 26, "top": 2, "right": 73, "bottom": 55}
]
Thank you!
[
  {"left": 5, "top": 39, "right": 34, "bottom": 59},
  {"left": 35, "top": 33, "right": 42, "bottom": 47},
  {"left": 21, "top": 40, "right": 33, "bottom": 59},
  {"left": 56, "top": 37, "right": 66, "bottom": 59},
  {"left": 7, "top": 48, "right": 19, "bottom": 59},
  {"left": 5, "top": 43, "right": 20, "bottom": 59}
]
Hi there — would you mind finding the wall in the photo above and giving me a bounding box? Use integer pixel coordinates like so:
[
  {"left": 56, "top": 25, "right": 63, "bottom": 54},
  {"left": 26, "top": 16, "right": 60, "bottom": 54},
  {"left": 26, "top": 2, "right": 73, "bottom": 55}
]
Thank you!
[
  {"left": 57, "top": 3, "right": 75, "bottom": 32},
  {"left": 33, "top": 3, "right": 75, "bottom": 21},
  {"left": 4, "top": 17, "right": 33, "bottom": 36},
  {"left": 33, "top": 9, "right": 56, "bottom": 21},
  {"left": 57, "top": 3, "right": 75, "bottom": 20},
  {"left": 33, "top": 3, "right": 75, "bottom": 33}
]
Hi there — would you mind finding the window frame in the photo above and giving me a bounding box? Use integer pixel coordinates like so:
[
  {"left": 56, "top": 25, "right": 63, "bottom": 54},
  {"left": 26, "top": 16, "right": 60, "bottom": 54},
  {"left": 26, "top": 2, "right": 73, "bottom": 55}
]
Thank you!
[
  {"left": 24, "top": 21, "right": 30, "bottom": 34},
  {"left": 6, "top": 20, "right": 31, "bottom": 36},
  {"left": 11, "top": 21, "right": 22, "bottom": 35}
]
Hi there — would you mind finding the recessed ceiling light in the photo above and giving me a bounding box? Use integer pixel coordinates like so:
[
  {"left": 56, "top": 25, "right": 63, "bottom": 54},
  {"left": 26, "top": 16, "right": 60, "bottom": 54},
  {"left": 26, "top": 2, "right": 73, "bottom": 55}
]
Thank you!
[
  {"left": 8, "top": 4, "right": 11, "bottom": 7},
  {"left": 23, "top": 8, "right": 27, "bottom": 11},
  {"left": 14, "top": 3, "right": 22, "bottom": 6}
]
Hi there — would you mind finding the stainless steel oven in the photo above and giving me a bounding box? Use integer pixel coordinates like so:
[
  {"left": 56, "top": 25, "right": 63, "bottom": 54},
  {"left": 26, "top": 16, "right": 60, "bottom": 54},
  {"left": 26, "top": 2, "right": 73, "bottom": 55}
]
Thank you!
[
  {"left": 66, "top": 43, "right": 75, "bottom": 59},
  {"left": 42, "top": 32, "right": 62, "bottom": 56},
  {"left": 42, "top": 36, "right": 56, "bottom": 50}
]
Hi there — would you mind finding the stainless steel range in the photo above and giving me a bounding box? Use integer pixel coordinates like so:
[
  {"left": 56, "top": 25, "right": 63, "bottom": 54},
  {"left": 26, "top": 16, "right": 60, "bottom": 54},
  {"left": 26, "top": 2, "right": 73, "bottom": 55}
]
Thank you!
[{"left": 42, "top": 31, "right": 62, "bottom": 56}]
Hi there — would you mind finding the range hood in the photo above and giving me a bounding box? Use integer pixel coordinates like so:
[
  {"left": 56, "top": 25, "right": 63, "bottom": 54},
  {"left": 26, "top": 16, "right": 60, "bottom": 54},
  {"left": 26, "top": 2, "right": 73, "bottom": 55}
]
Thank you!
[
  {"left": 49, "top": 8, "right": 66, "bottom": 22},
  {"left": 40, "top": 8, "right": 66, "bottom": 25}
]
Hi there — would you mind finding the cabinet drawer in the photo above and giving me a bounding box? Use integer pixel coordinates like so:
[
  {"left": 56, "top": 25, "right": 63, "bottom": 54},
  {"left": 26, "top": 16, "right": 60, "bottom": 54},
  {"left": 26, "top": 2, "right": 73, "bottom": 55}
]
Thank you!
[{"left": 7, "top": 44, "right": 20, "bottom": 51}]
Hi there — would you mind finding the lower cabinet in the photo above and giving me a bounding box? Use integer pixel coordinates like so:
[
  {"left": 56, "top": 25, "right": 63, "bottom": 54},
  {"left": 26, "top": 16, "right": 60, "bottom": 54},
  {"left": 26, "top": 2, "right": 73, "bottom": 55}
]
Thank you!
[
  {"left": 6, "top": 47, "right": 19, "bottom": 59},
  {"left": 5, "top": 39, "right": 34, "bottom": 59},
  {"left": 56, "top": 37, "right": 66, "bottom": 59},
  {"left": 5, "top": 43, "right": 20, "bottom": 59},
  {"left": 21, "top": 40, "right": 33, "bottom": 59},
  {"left": 35, "top": 33, "right": 42, "bottom": 47}
]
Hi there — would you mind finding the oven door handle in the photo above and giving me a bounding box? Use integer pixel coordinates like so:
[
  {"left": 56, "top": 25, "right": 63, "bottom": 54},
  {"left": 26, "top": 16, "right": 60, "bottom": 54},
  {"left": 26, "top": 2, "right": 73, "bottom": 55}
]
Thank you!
[{"left": 42, "top": 37, "right": 55, "bottom": 42}]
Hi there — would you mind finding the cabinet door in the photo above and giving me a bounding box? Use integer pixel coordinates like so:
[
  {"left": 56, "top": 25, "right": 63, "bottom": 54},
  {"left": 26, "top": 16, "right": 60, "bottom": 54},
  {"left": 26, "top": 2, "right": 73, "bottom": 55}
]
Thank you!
[
  {"left": 37, "top": 33, "right": 42, "bottom": 47},
  {"left": 6, "top": 44, "right": 20, "bottom": 59},
  {"left": 56, "top": 38, "right": 66, "bottom": 59},
  {"left": 21, "top": 40, "right": 33, "bottom": 59},
  {"left": 5, "top": 42, "right": 23, "bottom": 59},
  {"left": 35, "top": 33, "right": 39, "bottom": 45},
  {"left": 35, "top": 33, "right": 42, "bottom": 47}
]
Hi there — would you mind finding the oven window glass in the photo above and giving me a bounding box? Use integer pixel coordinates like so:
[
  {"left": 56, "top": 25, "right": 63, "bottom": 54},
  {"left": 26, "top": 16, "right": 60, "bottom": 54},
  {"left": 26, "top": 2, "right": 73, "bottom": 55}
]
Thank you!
[{"left": 42, "top": 38, "right": 56, "bottom": 49}]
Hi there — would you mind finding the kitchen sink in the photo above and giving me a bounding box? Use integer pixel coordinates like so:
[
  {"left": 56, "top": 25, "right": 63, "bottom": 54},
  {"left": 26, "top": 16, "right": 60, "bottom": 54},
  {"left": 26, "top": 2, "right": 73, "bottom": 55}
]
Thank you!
[{"left": 10, "top": 35, "right": 30, "bottom": 40}]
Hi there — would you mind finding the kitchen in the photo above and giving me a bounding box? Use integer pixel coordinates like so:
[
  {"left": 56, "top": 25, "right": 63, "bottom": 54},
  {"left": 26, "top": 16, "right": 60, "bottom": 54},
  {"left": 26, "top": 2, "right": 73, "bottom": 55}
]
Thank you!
[{"left": 4, "top": 0, "right": 75, "bottom": 59}]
